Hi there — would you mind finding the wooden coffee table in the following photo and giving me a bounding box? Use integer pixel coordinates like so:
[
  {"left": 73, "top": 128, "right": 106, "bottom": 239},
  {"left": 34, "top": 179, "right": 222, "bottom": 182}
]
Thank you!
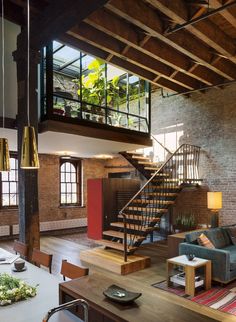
[{"left": 167, "top": 255, "right": 211, "bottom": 296}]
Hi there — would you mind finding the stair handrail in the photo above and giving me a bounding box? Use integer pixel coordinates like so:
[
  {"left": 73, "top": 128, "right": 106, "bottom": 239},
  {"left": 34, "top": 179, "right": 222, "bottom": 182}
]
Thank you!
[
  {"left": 120, "top": 143, "right": 200, "bottom": 214},
  {"left": 120, "top": 143, "right": 201, "bottom": 262},
  {"left": 151, "top": 134, "right": 172, "bottom": 155}
]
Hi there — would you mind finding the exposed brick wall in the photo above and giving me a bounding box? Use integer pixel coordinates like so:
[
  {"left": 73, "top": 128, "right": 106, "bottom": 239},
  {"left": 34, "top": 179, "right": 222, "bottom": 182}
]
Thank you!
[
  {"left": 152, "top": 83, "right": 236, "bottom": 226},
  {"left": 0, "top": 154, "right": 131, "bottom": 226}
]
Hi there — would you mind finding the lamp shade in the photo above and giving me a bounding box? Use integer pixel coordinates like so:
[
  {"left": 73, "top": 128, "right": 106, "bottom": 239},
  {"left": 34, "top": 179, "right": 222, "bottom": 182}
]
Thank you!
[
  {"left": 207, "top": 192, "right": 222, "bottom": 210},
  {"left": 0, "top": 138, "right": 10, "bottom": 171},
  {"left": 20, "top": 126, "right": 40, "bottom": 169}
]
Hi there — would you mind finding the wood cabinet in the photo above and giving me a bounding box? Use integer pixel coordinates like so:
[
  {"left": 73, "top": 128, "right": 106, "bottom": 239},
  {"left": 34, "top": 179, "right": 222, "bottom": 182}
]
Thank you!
[{"left": 87, "top": 178, "right": 140, "bottom": 240}]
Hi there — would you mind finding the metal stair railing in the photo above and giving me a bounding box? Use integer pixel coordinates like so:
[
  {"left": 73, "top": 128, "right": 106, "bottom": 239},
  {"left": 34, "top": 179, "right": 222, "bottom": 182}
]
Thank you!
[{"left": 120, "top": 144, "right": 201, "bottom": 262}]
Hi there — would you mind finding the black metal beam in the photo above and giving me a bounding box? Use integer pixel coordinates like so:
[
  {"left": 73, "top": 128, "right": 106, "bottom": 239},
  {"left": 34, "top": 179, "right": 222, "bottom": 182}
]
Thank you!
[{"left": 165, "top": 0, "right": 236, "bottom": 35}]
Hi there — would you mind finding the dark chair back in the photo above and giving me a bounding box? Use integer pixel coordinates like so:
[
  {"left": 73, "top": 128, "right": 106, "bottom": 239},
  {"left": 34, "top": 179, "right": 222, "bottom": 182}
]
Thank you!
[
  {"left": 13, "top": 240, "right": 28, "bottom": 258},
  {"left": 61, "top": 259, "right": 89, "bottom": 281},
  {"left": 32, "top": 249, "right": 53, "bottom": 273}
]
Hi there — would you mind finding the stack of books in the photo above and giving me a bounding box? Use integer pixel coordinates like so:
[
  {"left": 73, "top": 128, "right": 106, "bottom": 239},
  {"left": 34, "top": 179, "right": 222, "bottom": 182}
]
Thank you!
[{"left": 170, "top": 272, "right": 204, "bottom": 287}]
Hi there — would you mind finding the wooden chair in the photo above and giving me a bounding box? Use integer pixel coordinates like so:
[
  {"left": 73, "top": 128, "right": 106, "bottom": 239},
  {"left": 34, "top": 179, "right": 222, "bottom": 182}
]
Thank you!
[
  {"left": 13, "top": 240, "right": 28, "bottom": 259},
  {"left": 32, "top": 249, "right": 53, "bottom": 274},
  {"left": 61, "top": 259, "right": 89, "bottom": 281}
]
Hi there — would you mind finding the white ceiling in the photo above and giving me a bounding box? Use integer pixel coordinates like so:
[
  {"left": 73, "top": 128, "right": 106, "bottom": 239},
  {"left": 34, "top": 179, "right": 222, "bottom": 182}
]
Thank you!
[{"left": 3, "top": 128, "right": 146, "bottom": 158}]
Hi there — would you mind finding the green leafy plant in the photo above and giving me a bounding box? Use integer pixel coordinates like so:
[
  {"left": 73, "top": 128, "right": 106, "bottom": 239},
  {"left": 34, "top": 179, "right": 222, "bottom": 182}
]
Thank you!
[
  {"left": 0, "top": 273, "right": 38, "bottom": 306},
  {"left": 174, "top": 212, "right": 197, "bottom": 231}
]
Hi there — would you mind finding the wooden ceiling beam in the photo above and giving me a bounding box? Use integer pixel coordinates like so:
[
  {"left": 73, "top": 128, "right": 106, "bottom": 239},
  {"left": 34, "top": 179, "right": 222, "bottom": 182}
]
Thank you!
[
  {"left": 65, "top": 28, "right": 187, "bottom": 93},
  {"left": 85, "top": 9, "right": 210, "bottom": 88},
  {"left": 210, "top": 0, "right": 236, "bottom": 28},
  {"left": 106, "top": 0, "right": 236, "bottom": 80},
  {"left": 0, "top": 1, "right": 25, "bottom": 25},
  {"left": 70, "top": 22, "right": 201, "bottom": 90},
  {"left": 145, "top": 0, "right": 236, "bottom": 64},
  {"left": 18, "top": 0, "right": 110, "bottom": 49}
]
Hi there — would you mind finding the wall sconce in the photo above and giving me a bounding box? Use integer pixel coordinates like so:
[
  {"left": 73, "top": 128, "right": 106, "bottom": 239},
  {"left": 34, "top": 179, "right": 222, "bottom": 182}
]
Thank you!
[{"left": 207, "top": 192, "right": 222, "bottom": 228}]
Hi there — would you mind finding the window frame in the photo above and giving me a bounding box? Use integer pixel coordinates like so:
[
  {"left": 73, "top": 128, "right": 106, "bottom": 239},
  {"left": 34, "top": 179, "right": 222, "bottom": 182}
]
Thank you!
[
  {"left": 59, "top": 158, "right": 82, "bottom": 207},
  {"left": 0, "top": 153, "right": 18, "bottom": 209}
]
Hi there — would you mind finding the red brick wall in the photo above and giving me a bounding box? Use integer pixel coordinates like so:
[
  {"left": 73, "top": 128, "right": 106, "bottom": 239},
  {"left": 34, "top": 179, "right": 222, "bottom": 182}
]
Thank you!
[
  {"left": 152, "top": 83, "right": 236, "bottom": 226},
  {"left": 0, "top": 154, "right": 131, "bottom": 226}
]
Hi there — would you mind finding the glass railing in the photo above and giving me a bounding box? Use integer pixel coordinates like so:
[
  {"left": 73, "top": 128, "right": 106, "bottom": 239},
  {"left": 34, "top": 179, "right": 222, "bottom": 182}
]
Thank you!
[{"left": 43, "top": 93, "right": 149, "bottom": 133}]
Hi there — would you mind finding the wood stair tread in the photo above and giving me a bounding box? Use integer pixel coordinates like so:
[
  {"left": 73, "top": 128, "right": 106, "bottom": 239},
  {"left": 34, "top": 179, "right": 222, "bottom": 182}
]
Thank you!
[
  {"left": 110, "top": 222, "right": 154, "bottom": 232},
  {"left": 103, "top": 230, "right": 146, "bottom": 241},
  {"left": 118, "top": 214, "right": 161, "bottom": 222},
  {"left": 127, "top": 206, "right": 168, "bottom": 213},
  {"left": 131, "top": 156, "right": 150, "bottom": 160},
  {"left": 147, "top": 192, "right": 178, "bottom": 197},
  {"left": 138, "top": 161, "right": 158, "bottom": 165},
  {"left": 132, "top": 199, "right": 175, "bottom": 205},
  {"left": 150, "top": 185, "right": 180, "bottom": 190},
  {"left": 96, "top": 239, "right": 137, "bottom": 252}
]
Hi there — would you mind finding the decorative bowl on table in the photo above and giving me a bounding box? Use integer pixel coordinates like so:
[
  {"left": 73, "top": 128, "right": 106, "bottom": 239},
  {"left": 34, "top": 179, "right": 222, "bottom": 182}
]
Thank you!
[
  {"left": 103, "top": 284, "right": 142, "bottom": 304},
  {"left": 186, "top": 254, "right": 195, "bottom": 261}
]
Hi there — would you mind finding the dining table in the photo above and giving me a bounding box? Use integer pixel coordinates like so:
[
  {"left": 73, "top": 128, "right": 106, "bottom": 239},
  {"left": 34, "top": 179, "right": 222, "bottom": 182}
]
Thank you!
[{"left": 0, "top": 247, "right": 62, "bottom": 322}]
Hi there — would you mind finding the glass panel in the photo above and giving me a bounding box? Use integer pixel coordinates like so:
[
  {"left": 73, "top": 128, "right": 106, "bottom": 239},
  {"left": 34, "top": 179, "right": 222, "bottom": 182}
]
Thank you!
[
  {"left": 67, "top": 184, "right": 71, "bottom": 193},
  {"left": 10, "top": 194, "right": 16, "bottom": 206},
  {"left": 2, "top": 182, "right": 9, "bottom": 193},
  {"left": 71, "top": 194, "right": 77, "bottom": 203},
  {"left": 70, "top": 164, "right": 76, "bottom": 173},
  {"left": 60, "top": 173, "right": 65, "bottom": 183},
  {"left": 61, "top": 194, "right": 66, "bottom": 204},
  {"left": 66, "top": 194, "right": 71, "bottom": 204},
  {"left": 61, "top": 183, "right": 66, "bottom": 193},
  {"left": 10, "top": 182, "right": 17, "bottom": 194},
  {"left": 10, "top": 158, "right": 16, "bottom": 169},
  {"left": 65, "top": 162, "right": 71, "bottom": 172},
  {"left": 72, "top": 183, "right": 77, "bottom": 193},
  {"left": 9, "top": 171, "right": 15, "bottom": 182},
  {"left": 1, "top": 172, "right": 8, "bottom": 181},
  {"left": 66, "top": 173, "right": 70, "bottom": 182},
  {"left": 71, "top": 173, "right": 76, "bottom": 182},
  {"left": 61, "top": 163, "right": 66, "bottom": 172},
  {"left": 2, "top": 194, "right": 9, "bottom": 206}
]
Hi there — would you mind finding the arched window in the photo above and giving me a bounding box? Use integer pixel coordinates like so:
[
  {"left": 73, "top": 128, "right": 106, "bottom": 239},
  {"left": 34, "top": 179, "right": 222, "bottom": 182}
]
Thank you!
[
  {"left": 60, "top": 159, "right": 82, "bottom": 206},
  {"left": 0, "top": 156, "right": 18, "bottom": 208}
]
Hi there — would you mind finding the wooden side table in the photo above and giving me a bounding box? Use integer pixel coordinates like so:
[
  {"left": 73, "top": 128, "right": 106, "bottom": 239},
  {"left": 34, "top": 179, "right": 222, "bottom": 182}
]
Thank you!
[{"left": 167, "top": 255, "right": 211, "bottom": 296}]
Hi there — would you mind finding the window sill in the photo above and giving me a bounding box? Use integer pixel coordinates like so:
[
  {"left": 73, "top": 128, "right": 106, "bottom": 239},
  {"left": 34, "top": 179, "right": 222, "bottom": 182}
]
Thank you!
[
  {"left": 0, "top": 207, "right": 18, "bottom": 212},
  {"left": 59, "top": 205, "right": 85, "bottom": 209}
]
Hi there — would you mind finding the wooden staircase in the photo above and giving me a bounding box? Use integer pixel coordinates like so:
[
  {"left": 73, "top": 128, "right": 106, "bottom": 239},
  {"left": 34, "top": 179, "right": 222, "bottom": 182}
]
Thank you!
[{"left": 96, "top": 144, "right": 201, "bottom": 261}]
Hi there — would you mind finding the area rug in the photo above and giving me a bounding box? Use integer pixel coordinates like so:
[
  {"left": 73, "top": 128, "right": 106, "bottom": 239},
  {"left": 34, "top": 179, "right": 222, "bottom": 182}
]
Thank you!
[{"left": 152, "top": 280, "right": 236, "bottom": 316}]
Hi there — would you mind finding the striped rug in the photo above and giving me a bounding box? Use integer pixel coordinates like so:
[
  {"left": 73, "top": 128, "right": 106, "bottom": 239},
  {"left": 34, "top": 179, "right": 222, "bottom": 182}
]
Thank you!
[{"left": 152, "top": 280, "right": 236, "bottom": 316}]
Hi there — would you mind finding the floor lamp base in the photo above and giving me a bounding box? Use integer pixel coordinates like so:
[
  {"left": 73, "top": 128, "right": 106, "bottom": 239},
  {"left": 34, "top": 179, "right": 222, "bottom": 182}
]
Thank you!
[{"left": 211, "top": 212, "right": 219, "bottom": 228}]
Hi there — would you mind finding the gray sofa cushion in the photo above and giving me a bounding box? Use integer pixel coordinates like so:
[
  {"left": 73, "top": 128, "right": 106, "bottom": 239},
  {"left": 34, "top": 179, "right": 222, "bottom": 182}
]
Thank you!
[
  {"left": 221, "top": 245, "right": 236, "bottom": 271},
  {"left": 205, "top": 228, "right": 231, "bottom": 249},
  {"left": 225, "top": 227, "right": 236, "bottom": 245},
  {"left": 185, "top": 230, "right": 207, "bottom": 243}
]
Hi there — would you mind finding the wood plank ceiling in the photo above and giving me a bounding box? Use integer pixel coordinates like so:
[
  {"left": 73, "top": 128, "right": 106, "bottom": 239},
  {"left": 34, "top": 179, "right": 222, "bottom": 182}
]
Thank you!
[{"left": 3, "top": 0, "right": 236, "bottom": 94}]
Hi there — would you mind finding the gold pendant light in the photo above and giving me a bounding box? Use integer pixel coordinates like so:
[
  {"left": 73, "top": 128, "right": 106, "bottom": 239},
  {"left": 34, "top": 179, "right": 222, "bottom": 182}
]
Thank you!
[
  {"left": 21, "top": 126, "right": 39, "bottom": 169},
  {"left": 20, "top": 0, "right": 39, "bottom": 169},
  {"left": 0, "top": 0, "right": 10, "bottom": 172},
  {"left": 0, "top": 138, "right": 10, "bottom": 171}
]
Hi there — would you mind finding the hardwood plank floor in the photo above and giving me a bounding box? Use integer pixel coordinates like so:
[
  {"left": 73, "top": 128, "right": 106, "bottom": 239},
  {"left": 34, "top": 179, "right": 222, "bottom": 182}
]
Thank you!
[{"left": 0, "top": 234, "right": 235, "bottom": 322}]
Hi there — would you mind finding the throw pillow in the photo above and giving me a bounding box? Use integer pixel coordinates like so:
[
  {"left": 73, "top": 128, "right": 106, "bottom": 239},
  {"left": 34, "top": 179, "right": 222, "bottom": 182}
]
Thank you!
[
  {"left": 197, "top": 233, "right": 215, "bottom": 249},
  {"left": 227, "top": 227, "right": 236, "bottom": 245}
]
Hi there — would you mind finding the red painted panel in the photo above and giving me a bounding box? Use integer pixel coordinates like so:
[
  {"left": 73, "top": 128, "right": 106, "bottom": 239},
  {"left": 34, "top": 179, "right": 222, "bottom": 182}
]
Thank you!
[{"left": 87, "top": 179, "right": 103, "bottom": 239}]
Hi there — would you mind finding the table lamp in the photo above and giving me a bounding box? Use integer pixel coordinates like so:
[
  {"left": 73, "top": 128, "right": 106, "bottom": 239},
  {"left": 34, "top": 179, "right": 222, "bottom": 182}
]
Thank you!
[{"left": 207, "top": 192, "right": 222, "bottom": 228}]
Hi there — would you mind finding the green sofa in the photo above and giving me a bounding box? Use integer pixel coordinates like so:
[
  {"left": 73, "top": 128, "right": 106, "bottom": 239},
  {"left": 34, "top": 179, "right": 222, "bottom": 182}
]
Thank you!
[{"left": 179, "top": 227, "right": 236, "bottom": 283}]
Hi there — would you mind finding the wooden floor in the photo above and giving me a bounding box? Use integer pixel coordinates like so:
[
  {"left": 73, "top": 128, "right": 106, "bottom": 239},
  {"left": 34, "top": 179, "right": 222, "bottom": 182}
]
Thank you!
[{"left": 0, "top": 234, "right": 235, "bottom": 322}]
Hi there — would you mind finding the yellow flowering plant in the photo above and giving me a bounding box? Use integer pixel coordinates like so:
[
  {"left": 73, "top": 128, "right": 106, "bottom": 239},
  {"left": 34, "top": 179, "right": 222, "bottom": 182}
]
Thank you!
[{"left": 0, "top": 273, "right": 37, "bottom": 306}]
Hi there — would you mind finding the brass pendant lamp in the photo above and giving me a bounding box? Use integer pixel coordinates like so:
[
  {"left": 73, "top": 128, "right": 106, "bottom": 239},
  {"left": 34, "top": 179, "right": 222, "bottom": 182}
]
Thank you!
[
  {"left": 0, "top": 0, "right": 10, "bottom": 172},
  {"left": 20, "top": 0, "right": 39, "bottom": 169}
]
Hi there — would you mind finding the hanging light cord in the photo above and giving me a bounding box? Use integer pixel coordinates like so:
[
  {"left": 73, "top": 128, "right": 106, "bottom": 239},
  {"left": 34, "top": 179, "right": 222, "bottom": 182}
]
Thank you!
[
  {"left": 1, "top": 0, "right": 5, "bottom": 129},
  {"left": 27, "top": 0, "right": 30, "bottom": 126}
]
